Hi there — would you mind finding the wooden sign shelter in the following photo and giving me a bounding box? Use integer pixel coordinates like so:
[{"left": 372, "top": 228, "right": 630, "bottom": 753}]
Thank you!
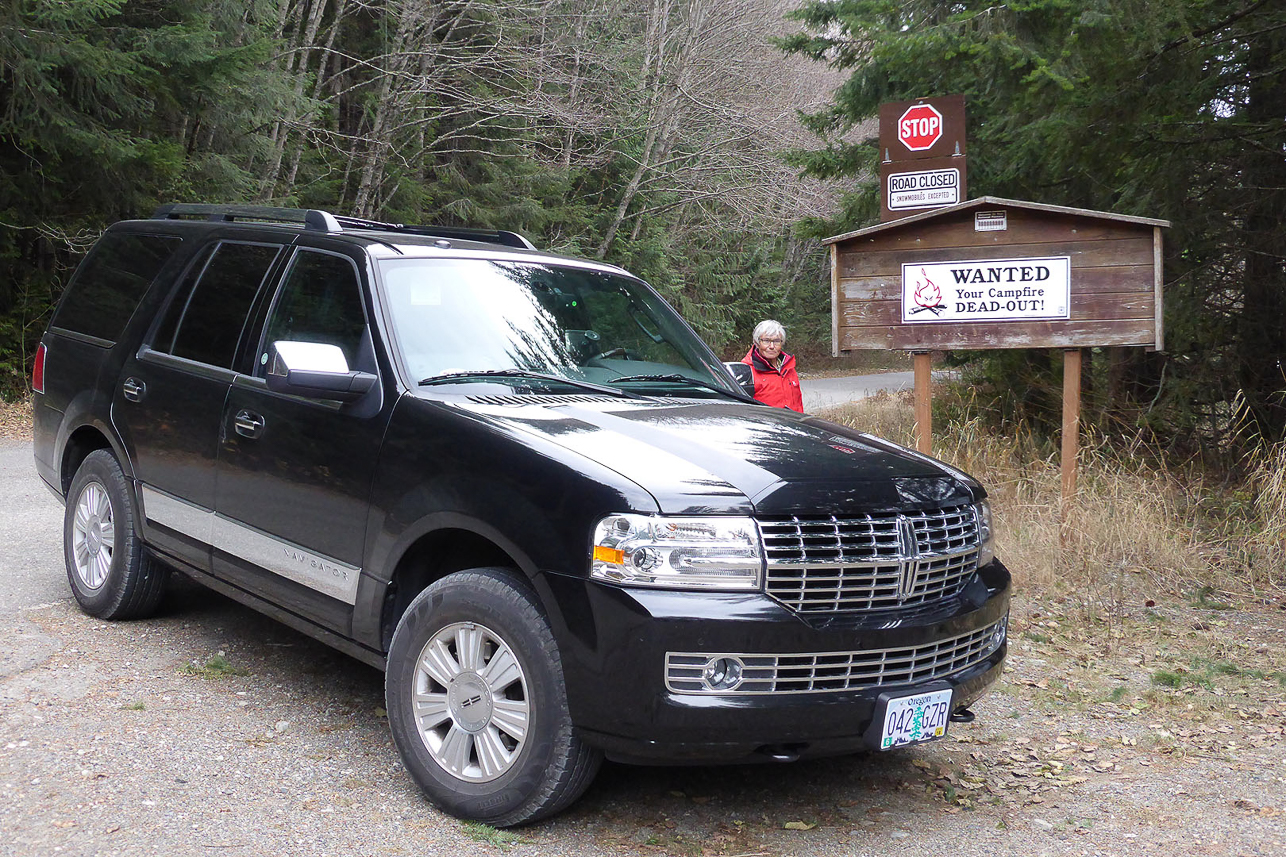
[{"left": 823, "top": 196, "right": 1170, "bottom": 522}]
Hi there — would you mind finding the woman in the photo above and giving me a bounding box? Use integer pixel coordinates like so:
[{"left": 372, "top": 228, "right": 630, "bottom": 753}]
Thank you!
[{"left": 741, "top": 319, "right": 803, "bottom": 412}]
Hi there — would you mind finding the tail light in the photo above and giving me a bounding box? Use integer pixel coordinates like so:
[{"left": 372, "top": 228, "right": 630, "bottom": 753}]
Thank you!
[{"left": 32, "top": 342, "right": 46, "bottom": 394}]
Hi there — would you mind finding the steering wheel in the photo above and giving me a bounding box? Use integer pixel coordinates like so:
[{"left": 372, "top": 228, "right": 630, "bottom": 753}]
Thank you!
[{"left": 595, "top": 347, "right": 638, "bottom": 360}]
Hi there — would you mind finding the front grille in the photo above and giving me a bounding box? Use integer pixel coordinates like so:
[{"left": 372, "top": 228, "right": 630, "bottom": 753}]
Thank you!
[
  {"left": 760, "top": 504, "right": 980, "bottom": 612},
  {"left": 665, "top": 619, "right": 1003, "bottom": 695}
]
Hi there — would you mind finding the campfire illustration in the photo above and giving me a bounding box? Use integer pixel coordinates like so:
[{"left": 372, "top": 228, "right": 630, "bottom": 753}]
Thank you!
[{"left": 909, "top": 269, "right": 945, "bottom": 315}]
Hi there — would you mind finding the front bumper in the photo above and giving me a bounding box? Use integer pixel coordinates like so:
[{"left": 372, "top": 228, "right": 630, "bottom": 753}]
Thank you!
[{"left": 541, "top": 560, "right": 1010, "bottom": 765}]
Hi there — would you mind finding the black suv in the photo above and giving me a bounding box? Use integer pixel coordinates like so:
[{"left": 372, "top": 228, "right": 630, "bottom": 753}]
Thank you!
[{"left": 32, "top": 204, "right": 1010, "bottom": 826}]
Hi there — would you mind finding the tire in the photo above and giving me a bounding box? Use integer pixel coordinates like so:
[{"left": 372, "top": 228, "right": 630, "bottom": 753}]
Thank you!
[
  {"left": 63, "top": 450, "right": 168, "bottom": 620},
  {"left": 385, "top": 569, "right": 602, "bottom": 827}
]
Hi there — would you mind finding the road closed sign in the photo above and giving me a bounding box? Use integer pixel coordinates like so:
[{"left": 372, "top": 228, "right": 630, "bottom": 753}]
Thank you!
[
  {"left": 888, "top": 168, "right": 960, "bottom": 210},
  {"left": 902, "top": 256, "right": 1071, "bottom": 323}
]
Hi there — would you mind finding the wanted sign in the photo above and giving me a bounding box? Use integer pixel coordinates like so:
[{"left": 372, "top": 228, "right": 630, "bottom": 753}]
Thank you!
[{"left": 902, "top": 256, "right": 1070, "bottom": 324}]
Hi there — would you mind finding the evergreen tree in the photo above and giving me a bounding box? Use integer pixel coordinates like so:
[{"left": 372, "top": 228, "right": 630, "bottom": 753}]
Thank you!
[
  {"left": 0, "top": 0, "right": 287, "bottom": 388},
  {"left": 782, "top": 0, "right": 1286, "bottom": 450}
]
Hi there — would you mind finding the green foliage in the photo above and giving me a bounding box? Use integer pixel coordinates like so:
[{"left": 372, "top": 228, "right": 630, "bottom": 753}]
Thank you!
[
  {"left": 783, "top": 0, "right": 1286, "bottom": 453},
  {"left": 179, "top": 653, "right": 250, "bottom": 679},
  {"left": 0, "top": 0, "right": 289, "bottom": 398},
  {"left": 460, "top": 821, "right": 524, "bottom": 848},
  {"left": 0, "top": 0, "right": 829, "bottom": 397}
]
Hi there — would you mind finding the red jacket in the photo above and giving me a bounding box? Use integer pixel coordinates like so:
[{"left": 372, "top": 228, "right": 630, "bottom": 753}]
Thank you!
[{"left": 742, "top": 347, "right": 803, "bottom": 412}]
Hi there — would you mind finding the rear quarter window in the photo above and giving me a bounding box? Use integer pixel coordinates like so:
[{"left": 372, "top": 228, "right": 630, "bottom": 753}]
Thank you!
[
  {"left": 52, "top": 232, "right": 182, "bottom": 343},
  {"left": 164, "top": 241, "right": 284, "bottom": 369}
]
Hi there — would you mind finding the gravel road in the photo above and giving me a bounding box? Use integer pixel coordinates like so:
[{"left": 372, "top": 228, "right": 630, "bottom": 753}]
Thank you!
[{"left": 2, "top": 437, "right": 1284, "bottom": 856}]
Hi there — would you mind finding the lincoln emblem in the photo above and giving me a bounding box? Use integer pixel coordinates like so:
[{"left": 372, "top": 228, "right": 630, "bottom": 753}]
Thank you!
[{"left": 896, "top": 516, "right": 921, "bottom": 602}]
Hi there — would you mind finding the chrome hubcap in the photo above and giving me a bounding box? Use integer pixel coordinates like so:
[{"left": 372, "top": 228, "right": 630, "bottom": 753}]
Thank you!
[
  {"left": 72, "top": 481, "right": 114, "bottom": 590},
  {"left": 413, "top": 622, "right": 530, "bottom": 782}
]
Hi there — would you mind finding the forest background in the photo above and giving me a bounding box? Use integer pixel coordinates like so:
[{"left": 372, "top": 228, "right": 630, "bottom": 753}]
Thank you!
[{"left": 2, "top": 0, "right": 1283, "bottom": 463}]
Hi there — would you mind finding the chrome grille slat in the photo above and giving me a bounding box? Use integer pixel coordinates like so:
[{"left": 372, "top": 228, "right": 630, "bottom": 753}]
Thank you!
[
  {"left": 761, "top": 504, "right": 981, "bottom": 613},
  {"left": 665, "top": 622, "right": 1001, "bottom": 695}
]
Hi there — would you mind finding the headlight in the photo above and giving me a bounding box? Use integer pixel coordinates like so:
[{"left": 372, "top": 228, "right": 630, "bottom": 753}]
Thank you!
[
  {"left": 591, "top": 514, "right": 763, "bottom": 590},
  {"left": 976, "top": 499, "right": 995, "bottom": 567}
]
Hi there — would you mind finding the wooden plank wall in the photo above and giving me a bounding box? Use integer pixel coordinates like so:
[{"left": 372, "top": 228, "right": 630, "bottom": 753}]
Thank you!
[{"left": 836, "top": 207, "right": 1159, "bottom": 351}]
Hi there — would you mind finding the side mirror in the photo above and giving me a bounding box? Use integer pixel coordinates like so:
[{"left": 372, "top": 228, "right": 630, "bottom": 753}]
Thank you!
[
  {"left": 723, "top": 361, "right": 756, "bottom": 398},
  {"left": 266, "top": 341, "right": 377, "bottom": 402}
]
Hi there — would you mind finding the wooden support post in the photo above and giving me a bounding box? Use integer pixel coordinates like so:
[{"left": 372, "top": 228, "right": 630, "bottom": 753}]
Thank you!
[
  {"left": 1061, "top": 348, "right": 1083, "bottom": 536},
  {"left": 913, "top": 351, "right": 932, "bottom": 454},
  {"left": 830, "top": 244, "right": 840, "bottom": 357}
]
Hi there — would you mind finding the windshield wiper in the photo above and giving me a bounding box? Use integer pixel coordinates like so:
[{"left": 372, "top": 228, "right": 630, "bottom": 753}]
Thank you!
[
  {"left": 418, "top": 369, "right": 641, "bottom": 398},
  {"left": 609, "top": 373, "right": 753, "bottom": 402}
]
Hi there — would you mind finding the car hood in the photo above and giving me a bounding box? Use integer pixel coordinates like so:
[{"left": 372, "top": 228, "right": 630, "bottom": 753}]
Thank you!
[{"left": 433, "top": 392, "right": 979, "bottom": 516}]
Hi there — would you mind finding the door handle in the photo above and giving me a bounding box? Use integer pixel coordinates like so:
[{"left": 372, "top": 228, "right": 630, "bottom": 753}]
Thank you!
[
  {"left": 233, "top": 409, "right": 265, "bottom": 439},
  {"left": 122, "top": 377, "right": 146, "bottom": 402}
]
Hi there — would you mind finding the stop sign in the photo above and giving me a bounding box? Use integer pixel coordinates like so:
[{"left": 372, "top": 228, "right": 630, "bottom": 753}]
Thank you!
[{"left": 897, "top": 103, "right": 944, "bottom": 152}]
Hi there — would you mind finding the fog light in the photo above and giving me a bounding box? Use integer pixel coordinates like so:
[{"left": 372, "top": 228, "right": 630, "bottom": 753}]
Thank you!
[
  {"left": 701, "top": 657, "right": 744, "bottom": 691},
  {"left": 989, "top": 613, "right": 1009, "bottom": 654}
]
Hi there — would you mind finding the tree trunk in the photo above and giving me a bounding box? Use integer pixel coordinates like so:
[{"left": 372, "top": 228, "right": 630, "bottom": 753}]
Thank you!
[{"left": 1236, "top": 27, "right": 1286, "bottom": 442}]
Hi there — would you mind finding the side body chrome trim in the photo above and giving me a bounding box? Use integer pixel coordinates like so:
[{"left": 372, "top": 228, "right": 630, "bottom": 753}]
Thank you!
[
  {"left": 141, "top": 484, "right": 214, "bottom": 545},
  {"left": 140, "top": 484, "right": 361, "bottom": 605},
  {"left": 210, "top": 516, "right": 360, "bottom": 604}
]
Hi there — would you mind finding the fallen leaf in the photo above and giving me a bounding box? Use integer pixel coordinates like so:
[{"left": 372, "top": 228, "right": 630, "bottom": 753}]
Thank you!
[{"left": 783, "top": 821, "right": 817, "bottom": 831}]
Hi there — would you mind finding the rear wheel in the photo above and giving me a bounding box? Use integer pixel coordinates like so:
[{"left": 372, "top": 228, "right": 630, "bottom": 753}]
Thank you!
[
  {"left": 385, "top": 569, "right": 601, "bottom": 826},
  {"left": 63, "top": 450, "right": 168, "bottom": 619}
]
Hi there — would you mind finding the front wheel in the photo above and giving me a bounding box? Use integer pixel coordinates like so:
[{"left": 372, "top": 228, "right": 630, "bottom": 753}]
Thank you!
[
  {"left": 385, "top": 569, "right": 602, "bottom": 826},
  {"left": 63, "top": 450, "right": 168, "bottom": 619}
]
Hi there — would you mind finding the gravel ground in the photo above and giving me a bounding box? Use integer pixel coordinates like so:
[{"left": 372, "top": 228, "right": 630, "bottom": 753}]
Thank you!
[
  {"left": 3, "top": 399, "right": 1284, "bottom": 856},
  {"left": 3, "top": 575, "right": 1284, "bottom": 857}
]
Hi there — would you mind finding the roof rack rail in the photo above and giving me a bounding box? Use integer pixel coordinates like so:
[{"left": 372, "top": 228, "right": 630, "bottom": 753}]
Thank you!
[
  {"left": 150, "top": 203, "right": 535, "bottom": 249},
  {"left": 325, "top": 213, "right": 535, "bottom": 249},
  {"left": 151, "top": 203, "right": 341, "bottom": 232},
  {"left": 391, "top": 224, "right": 536, "bottom": 250}
]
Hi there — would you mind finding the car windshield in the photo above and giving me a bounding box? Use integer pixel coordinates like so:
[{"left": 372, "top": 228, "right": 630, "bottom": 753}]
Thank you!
[{"left": 378, "top": 257, "right": 741, "bottom": 398}]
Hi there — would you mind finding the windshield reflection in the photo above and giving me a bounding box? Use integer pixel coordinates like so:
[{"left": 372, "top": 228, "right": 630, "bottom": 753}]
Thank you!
[{"left": 379, "top": 258, "right": 736, "bottom": 397}]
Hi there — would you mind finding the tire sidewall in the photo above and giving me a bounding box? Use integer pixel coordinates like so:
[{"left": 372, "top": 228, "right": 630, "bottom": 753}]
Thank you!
[
  {"left": 64, "top": 451, "right": 138, "bottom": 616},
  {"left": 385, "top": 571, "right": 566, "bottom": 824}
]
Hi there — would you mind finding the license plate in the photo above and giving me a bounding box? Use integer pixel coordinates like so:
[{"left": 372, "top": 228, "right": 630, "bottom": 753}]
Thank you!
[{"left": 879, "top": 688, "right": 952, "bottom": 749}]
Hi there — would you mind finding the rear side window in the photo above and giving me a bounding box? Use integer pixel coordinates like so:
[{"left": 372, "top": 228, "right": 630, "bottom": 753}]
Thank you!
[
  {"left": 52, "top": 232, "right": 182, "bottom": 343},
  {"left": 168, "top": 242, "right": 283, "bottom": 369}
]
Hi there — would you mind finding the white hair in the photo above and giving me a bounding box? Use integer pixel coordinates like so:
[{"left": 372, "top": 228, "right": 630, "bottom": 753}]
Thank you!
[{"left": 752, "top": 319, "right": 785, "bottom": 343}]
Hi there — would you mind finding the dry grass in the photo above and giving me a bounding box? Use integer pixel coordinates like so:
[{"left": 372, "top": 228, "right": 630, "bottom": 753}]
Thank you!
[{"left": 820, "top": 390, "right": 1286, "bottom": 620}]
